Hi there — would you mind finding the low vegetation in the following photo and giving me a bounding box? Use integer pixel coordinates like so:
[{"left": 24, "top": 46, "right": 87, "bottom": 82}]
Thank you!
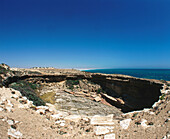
[
  {"left": 66, "top": 80, "right": 80, "bottom": 90},
  {"left": 9, "top": 80, "right": 45, "bottom": 106},
  {"left": 159, "top": 94, "right": 165, "bottom": 100},
  {"left": 0, "top": 66, "right": 10, "bottom": 75},
  {"left": 40, "top": 92, "right": 56, "bottom": 104}
]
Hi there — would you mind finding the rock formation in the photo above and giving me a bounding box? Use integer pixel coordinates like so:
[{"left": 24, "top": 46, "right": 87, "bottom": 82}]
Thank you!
[
  {"left": 2, "top": 67, "right": 163, "bottom": 112},
  {"left": 0, "top": 64, "right": 169, "bottom": 139}
]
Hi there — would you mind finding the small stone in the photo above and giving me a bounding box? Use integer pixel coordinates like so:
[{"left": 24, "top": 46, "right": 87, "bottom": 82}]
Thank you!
[
  {"left": 22, "top": 97, "right": 27, "bottom": 100},
  {"left": 36, "top": 109, "right": 46, "bottom": 115},
  {"left": 91, "top": 114, "right": 115, "bottom": 125},
  {"left": 6, "top": 106, "right": 13, "bottom": 112},
  {"left": 51, "top": 114, "right": 62, "bottom": 120},
  {"left": 64, "top": 115, "right": 81, "bottom": 122},
  {"left": 94, "top": 96, "right": 101, "bottom": 102},
  {"left": 56, "top": 99, "right": 66, "bottom": 103},
  {"left": 7, "top": 100, "right": 13, "bottom": 108},
  {"left": 64, "top": 89, "right": 72, "bottom": 93},
  {"left": 104, "top": 133, "right": 116, "bottom": 139},
  {"left": 70, "top": 106, "right": 77, "bottom": 110},
  {"left": 36, "top": 106, "right": 49, "bottom": 110},
  {"left": 8, "top": 128, "right": 22, "bottom": 138},
  {"left": 141, "top": 119, "right": 149, "bottom": 129},
  {"left": 165, "top": 90, "right": 170, "bottom": 94},
  {"left": 120, "top": 119, "right": 131, "bottom": 129},
  {"left": 82, "top": 117, "right": 90, "bottom": 122},
  {"left": 7, "top": 120, "right": 14, "bottom": 125},
  {"left": 11, "top": 94, "right": 19, "bottom": 99},
  {"left": 18, "top": 104, "right": 29, "bottom": 109},
  {"left": 91, "top": 94, "right": 97, "bottom": 98},
  {"left": 75, "top": 91, "right": 86, "bottom": 95},
  {"left": 55, "top": 93, "right": 60, "bottom": 96},
  {"left": 94, "top": 126, "right": 114, "bottom": 135},
  {"left": 60, "top": 122, "right": 65, "bottom": 126}
]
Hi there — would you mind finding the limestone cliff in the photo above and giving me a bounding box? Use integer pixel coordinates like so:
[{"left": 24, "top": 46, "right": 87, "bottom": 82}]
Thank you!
[{"left": 2, "top": 67, "right": 163, "bottom": 112}]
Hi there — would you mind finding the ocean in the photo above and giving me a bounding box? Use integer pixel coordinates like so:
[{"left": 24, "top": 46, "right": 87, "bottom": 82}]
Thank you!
[{"left": 84, "top": 69, "right": 170, "bottom": 81}]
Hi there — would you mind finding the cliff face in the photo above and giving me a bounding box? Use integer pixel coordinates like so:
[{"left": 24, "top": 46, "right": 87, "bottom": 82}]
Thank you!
[
  {"left": 2, "top": 69, "right": 163, "bottom": 112},
  {"left": 90, "top": 74, "right": 162, "bottom": 111}
]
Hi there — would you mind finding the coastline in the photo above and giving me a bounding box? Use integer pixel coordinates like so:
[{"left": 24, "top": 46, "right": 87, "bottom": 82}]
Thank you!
[{"left": 81, "top": 68, "right": 170, "bottom": 81}]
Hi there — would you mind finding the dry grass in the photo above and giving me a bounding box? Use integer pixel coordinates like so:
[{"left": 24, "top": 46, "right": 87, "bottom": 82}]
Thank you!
[{"left": 40, "top": 92, "right": 56, "bottom": 104}]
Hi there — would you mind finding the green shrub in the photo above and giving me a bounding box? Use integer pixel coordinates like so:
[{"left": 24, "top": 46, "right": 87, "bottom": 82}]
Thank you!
[
  {"left": 97, "top": 88, "right": 101, "bottom": 94},
  {"left": 159, "top": 94, "right": 165, "bottom": 100},
  {"left": 9, "top": 80, "right": 45, "bottom": 106},
  {"left": 132, "top": 113, "right": 138, "bottom": 117},
  {"left": 0, "top": 66, "right": 9, "bottom": 74},
  {"left": 66, "top": 80, "right": 79, "bottom": 90}
]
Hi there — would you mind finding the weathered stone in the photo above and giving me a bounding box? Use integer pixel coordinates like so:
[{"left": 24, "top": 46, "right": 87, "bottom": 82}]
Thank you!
[
  {"left": 6, "top": 106, "right": 13, "bottom": 112},
  {"left": 75, "top": 91, "right": 86, "bottom": 95},
  {"left": 60, "top": 122, "right": 65, "bottom": 126},
  {"left": 102, "top": 94, "right": 117, "bottom": 102},
  {"left": 91, "top": 94, "right": 97, "bottom": 98},
  {"left": 141, "top": 119, "right": 149, "bottom": 129},
  {"left": 94, "top": 96, "right": 101, "bottom": 102},
  {"left": 8, "top": 128, "right": 22, "bottom": 139},
  {"left": 104, "top": 133, "right": 116, "bottom": 139},
  {"left": 120, "top": 119, "right": 131, "bottom": 129},
  {"left": 51, "top": 114, "right": 61, "bottom": 120},
  {"left": 64, "top": 89, "right": 72, "bottom": 93},
  {"left": 64, "top": 115, "right": 81, "bottom": 122},
  {"left": 56, "top": 98, "right": 66, "bottom": 103},
  {"left": 36, "top": 106, "right": 49, "bottom": 110},
  {"left": 36, "top": 109, "right": 46, "bottom": 115},
  {"left": 94, "top": 126, "right": 114, "bottom": 135},
  {"left": 7, "top": 120, "right": 14, "bottom": 125},
  {"left": 11, "top": 94, "right": 19, "bottom": 99},
  {"left": 18, "top": 104, "right": 29, "bottom": 109},
  {"left": 7, "top": 100, "right": 13, "bottom": 108},
  {"left": 91, "top": 114, "right": 115, "bottom": 125}
]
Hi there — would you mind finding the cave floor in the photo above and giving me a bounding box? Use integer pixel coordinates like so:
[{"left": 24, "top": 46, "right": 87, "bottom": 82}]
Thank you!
[
  {"left": 53, "top": 90, "right": 122, "bottom": 116},
  {"left": 37, "top": 82, "right": 123, "bottom": 117}
]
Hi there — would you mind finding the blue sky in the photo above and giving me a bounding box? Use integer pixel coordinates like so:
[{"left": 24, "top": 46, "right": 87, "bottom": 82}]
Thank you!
[{"left": 0, "top": 0, "right": 170, "bottom": 68}]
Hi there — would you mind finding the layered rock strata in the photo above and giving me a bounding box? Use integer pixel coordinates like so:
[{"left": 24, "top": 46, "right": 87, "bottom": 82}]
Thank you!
[{"left": 3, "top": 69, "right": 163, "bottom": 112}]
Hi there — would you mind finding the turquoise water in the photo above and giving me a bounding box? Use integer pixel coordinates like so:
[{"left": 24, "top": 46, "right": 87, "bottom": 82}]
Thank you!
[{"left": 84, "top": 69, "right": 170, "bottom": 81}]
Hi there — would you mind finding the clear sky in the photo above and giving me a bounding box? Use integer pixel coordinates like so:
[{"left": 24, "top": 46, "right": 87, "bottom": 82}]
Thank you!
[{"left": 0, "top": 0, "right": 170, "bottom": 69}]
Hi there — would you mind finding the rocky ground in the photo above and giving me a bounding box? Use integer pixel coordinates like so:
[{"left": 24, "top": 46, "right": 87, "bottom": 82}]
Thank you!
[
  {"left": 0, "top": 64, "right": 170, "bottom": 138},
  {"left": 37, "top": 80, "right": 122, "bottom": 116},
  {"left": 0, "top": 85, "right": 169, "bottom": 139}
]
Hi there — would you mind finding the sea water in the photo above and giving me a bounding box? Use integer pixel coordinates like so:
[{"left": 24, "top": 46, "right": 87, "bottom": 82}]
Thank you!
[{"left": 84, "top": 69, "right": 170, "bottom": 81}]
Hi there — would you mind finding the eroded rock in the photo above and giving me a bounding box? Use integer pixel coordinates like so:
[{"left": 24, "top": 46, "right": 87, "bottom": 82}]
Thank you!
[
  {"left": 94, "top": 126, "right": 114, "bottom": 135},
  {"left": 120, "top": 119, "right": 131, "bottom": 129}
]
